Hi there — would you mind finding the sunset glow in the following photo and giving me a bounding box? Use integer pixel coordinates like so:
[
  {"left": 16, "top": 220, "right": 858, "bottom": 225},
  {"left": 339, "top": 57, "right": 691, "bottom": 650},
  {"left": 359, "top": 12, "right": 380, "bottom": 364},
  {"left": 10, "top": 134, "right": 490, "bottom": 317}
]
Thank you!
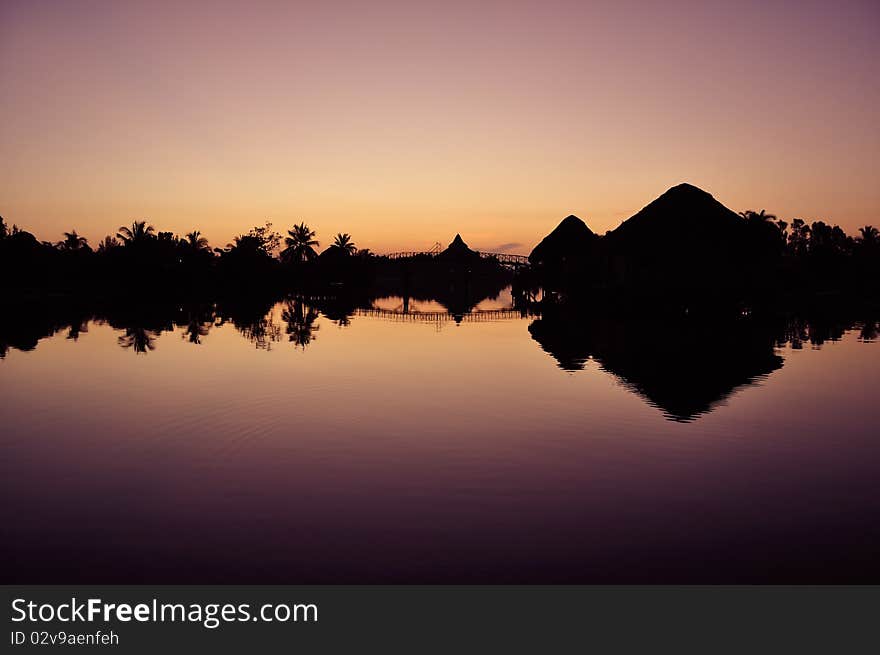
[{"left": 1, "top": 0, "right": 878, "bottom": 252}]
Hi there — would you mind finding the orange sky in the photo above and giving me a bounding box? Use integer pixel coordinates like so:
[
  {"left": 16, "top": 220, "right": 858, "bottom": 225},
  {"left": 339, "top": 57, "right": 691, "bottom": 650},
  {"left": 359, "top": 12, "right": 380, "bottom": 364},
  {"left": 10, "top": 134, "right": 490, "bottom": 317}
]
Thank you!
[{"left": 1, "top": 0, "right": 878, "bottom": 254}]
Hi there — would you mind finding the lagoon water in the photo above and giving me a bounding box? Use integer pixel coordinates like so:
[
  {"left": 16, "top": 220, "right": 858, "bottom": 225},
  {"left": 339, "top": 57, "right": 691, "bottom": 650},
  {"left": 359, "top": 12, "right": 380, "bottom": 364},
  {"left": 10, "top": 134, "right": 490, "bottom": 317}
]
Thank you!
[{"left": 2, "top": 290, "right": 879, "bottom": 582}]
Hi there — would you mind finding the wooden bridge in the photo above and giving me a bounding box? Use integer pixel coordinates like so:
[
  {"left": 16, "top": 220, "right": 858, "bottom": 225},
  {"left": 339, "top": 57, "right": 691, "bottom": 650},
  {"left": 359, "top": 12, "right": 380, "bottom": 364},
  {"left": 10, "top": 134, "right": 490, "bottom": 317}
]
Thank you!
[
  {"left": 354, "top": 307, "right": 536, "bottom": 324},
  {"left": 383, "top": 249, "right": 530, "bottom": 269}
]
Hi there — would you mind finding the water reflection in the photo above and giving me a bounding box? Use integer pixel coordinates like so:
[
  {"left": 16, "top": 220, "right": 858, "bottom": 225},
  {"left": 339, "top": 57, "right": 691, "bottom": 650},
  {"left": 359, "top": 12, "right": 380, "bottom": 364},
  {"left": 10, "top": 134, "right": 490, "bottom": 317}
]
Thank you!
[
  {"left": 117, "top": 326, "right": 160, "bottom": 354},
  {"left": 282, "top": 299, "right": 320, "bottom": 348},
  {"left": 529, "top": 310, "right": 786, "bottom": 421},
  {"left": 3, "top": 289, "right": 879, "bottom": 583},
  {"left": 0, "top": 289, "right": 876, "bottom": 423},
  {"left": 181, "top": 305, "right": 214, "bottom": 344},
  {"left": 215, "top": 296, "right": 281, "bottom": 350}
]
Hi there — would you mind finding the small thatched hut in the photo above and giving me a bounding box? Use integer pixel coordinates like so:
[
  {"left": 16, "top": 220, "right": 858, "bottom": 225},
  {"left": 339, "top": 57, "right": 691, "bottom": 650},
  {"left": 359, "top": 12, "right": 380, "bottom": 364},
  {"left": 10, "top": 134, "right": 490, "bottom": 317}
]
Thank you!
[
  {"left": 528, "top": 215, "right": 598, "bottom": 267},
  {"left": 438, "top": 234, "right": 481, "bottom": 263}
]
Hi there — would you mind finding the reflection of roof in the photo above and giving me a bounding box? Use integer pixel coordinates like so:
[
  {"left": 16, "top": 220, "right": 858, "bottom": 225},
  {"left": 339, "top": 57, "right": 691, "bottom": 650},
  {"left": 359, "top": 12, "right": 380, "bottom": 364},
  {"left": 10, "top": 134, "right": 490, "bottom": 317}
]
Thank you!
[{"left": 528, "top": 313, "right": 784, "bottom": 422}]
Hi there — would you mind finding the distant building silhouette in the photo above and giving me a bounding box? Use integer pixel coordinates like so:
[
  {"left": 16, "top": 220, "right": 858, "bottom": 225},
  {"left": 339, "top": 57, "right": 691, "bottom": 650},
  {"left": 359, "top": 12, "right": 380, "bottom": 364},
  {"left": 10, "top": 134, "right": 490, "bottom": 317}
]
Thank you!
[{"left": 438, "top": 234, "right": 481, "bottom": 263}]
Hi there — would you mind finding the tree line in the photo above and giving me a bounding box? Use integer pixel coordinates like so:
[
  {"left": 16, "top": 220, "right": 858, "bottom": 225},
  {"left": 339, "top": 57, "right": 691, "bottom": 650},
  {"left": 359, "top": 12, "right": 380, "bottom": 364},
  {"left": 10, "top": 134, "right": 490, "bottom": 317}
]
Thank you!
[
  {"left": 1, "top": 209, "right": 878, "bottom": 301},
  {"left": 0, "top": 216, "right": 376, "bottom": 297}
]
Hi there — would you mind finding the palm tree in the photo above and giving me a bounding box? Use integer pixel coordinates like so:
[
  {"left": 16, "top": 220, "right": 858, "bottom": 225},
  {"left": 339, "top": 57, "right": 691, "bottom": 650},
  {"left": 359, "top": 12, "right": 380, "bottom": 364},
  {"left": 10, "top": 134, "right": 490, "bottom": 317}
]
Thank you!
[
  {"left": 281, "top": 222, "right": 319, "bottom": 263},
  {"left": 333, "top": 232, "right": 356, "bottom": 255},
  {"left": 739, "top": 209, "right": 777, "bottom": 223},
  {"left": 57, "top": 230, "right": 89, "bottom": 251},
  {"left": 117, "top": 220, "right": 155, "bottom": 246},
  {"left": 97, "top": 235, "right": 120, "bottom": 253},
  {"left": 858, "top": 225, "right": 879, "bottom": 244},
  {"left": 183, "top": 230, "right": 210, "bottom": 252}
]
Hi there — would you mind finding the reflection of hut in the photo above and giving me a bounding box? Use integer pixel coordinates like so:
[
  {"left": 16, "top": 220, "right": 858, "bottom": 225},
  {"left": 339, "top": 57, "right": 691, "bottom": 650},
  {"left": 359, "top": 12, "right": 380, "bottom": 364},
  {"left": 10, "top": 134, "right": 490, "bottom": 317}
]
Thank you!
[
  {"left": 438, "top": 234, "right": 481, "bottom": 263},
  {"left": 528, "top": 311, "right": 784, "bottom": 422}
]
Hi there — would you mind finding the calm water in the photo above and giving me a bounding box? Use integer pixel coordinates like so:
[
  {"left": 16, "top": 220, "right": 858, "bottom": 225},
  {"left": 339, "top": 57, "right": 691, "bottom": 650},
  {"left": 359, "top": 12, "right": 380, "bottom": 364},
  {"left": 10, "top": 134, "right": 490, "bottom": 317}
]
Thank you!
[{"left": 2, "top": 290, "right": 879, "bottom": 582}]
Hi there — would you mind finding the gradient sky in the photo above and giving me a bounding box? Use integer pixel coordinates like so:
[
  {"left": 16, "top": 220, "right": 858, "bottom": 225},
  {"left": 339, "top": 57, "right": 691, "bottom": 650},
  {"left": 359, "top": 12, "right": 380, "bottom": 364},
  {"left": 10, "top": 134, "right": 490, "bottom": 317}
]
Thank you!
[{"left": 1, "top": 0, "right": 877, "bottom": 253}]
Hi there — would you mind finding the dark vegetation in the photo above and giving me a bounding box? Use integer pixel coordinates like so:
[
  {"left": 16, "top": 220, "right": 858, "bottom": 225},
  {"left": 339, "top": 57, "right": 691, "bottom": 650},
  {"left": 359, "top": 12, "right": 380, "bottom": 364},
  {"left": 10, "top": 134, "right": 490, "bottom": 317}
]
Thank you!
[
  {"left": 0, "top": 217, "right": 375, "bottom": 299},
  {"left": 0, "top": 216, "right": 514, "bottom": 301},
  {"left": 3, "top": 183, "right": 875, "bottom": 309}
]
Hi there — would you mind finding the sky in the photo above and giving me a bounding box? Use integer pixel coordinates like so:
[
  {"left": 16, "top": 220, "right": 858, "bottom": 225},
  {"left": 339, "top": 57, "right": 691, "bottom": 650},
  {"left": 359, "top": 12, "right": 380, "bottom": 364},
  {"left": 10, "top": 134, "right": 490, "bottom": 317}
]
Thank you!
[{"left": 1, "top": 0, "right": 878, "bottom": 254}]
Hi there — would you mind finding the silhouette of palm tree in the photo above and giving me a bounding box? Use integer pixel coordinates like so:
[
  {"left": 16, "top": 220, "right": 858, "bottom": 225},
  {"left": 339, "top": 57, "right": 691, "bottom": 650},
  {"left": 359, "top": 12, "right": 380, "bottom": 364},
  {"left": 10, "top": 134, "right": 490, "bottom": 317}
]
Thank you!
[
  {"left": 333, "top": 233, "right": 356, "bottom": 255},
  {"left": 739, "top": 209, "right": 777, "bottom": 223},
  {"left": 184, "top": 230, "right": 210, "bottom": 252},
  {"left": 117, "top": 220, "right": 156, "bottom": 246},
  {"left": 57, "top": 230, "right": 89, "bottom": 251},
  {"left": 97, "top": 235, "right": 120, "bottom": 253},
  {"left": 858, "top": 225, "right": 879, "bottom": 244},
  {"left": 281, "top": 223, "right": 319, "bottom": 263}
]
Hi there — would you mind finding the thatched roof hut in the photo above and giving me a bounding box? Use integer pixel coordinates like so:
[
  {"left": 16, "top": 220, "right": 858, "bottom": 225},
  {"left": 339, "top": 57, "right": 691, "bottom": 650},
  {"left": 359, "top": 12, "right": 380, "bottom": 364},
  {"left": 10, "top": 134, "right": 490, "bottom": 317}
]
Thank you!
[
  {"left": 528, "top": 215, "right": 598, "bottom": 266},
  {"left": 603, "top": 183, "right": 754, "bottom": 289},
  {"left": 438, "top": 234, "right": 481, "bottom": 262}
]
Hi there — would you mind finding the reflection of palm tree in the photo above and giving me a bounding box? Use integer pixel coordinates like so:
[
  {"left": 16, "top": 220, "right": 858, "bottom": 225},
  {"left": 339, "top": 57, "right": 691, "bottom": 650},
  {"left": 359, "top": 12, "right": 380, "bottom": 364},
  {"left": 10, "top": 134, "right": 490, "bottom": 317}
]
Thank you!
[
  {"left": 117, "top": 220, "right": 155, "bottom": 246},
  {"left": 67, "top": 320, "right": 89, "bottom": 340},
  {"left": 282, "top": 299, "right": 320, "bottom": 349},
  {"left": 281, "top": 223, "right": 319, "bottom": 263},
  {"left": 57, "top": 230, "right": 89, "bottom": 251},
  {"left": 118, "top": 327, "right": 159, "bottom": 353},
  {"left": 182, "top": 312, "right": 213, "bottom": 344},
  {"left": 333, "top": 233, "right": 356, "bottom": 255},
  {"left": 235, "top": 312, "right": 281, "bottom": 350}
]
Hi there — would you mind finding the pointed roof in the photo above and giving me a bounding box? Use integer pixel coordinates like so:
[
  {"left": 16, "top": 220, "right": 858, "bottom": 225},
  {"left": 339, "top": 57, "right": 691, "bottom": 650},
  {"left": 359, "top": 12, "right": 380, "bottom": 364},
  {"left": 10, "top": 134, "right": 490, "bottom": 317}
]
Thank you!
[
  {"left": 447, "top": 234, "right": 471, "bottom": 251},
  {"left": 607, "top": 183, "right": 743, "bottom": 245},
  {"left": 439, "top": 233, "right": 480, "bottom": 260},
  {"left": 529, "top": 215, "right": 598, "bottom": 264}
]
